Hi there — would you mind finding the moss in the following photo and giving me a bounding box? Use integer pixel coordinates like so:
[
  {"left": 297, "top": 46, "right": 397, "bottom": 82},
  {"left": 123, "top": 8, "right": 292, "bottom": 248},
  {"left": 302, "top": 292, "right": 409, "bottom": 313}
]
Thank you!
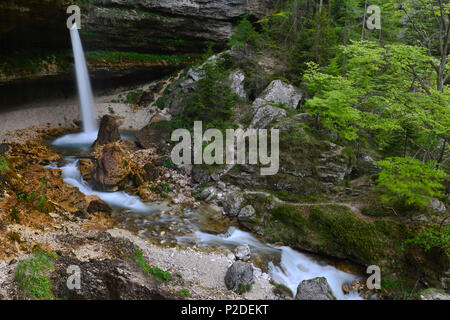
[
  {"left": 270, "top": 280, "right": 294, "bottom": 297},
  {"left": 0, "top": 156, "right": 8, "bottom": 171},
  {"left": 176, "top": 289, "right": 191, "bottom": 298},
  {"left": 361, "top": 205, "right": 395, "bottom": 217},
  {"left": 134, "top": 248, "right": 172, "bottom": 282},
  {"left": 84, "top": 51, "right": 197, "bottom": 66},
  {"left": 237, "top": 283, "right": 252, "bottom": 294},
  {"left": 271, "top": 205, "right": 307, "bottom": 234},
  {"left": 308, "top": 205, "right": 388, "bottom": 262}
]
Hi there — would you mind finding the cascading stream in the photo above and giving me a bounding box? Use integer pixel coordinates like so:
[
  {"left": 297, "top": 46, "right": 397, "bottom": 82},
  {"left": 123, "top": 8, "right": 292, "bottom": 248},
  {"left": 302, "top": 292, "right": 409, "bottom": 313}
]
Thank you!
[
  {"left": 46, "top": 150, "right": 365, "bottom": 300},
  {"left": 47, "top": 24, "right": 365, "bottom": 300}
]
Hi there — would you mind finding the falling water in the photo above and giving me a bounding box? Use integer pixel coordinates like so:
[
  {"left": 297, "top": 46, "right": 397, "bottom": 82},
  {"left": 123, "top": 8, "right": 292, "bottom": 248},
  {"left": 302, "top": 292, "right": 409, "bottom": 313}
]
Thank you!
[
  {"left": 53, "top": 25, "right": 98, "bottom": 146},
  {"left": 69, "top": 24, "right": 97, "bottom": 133}
]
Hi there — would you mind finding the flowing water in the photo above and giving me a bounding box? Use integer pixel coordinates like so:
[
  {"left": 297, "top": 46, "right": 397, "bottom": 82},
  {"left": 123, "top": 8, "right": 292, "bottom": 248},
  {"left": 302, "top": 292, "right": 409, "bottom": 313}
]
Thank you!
[{"left": 53, "top": 25, "right": 98, "bottom": 146}]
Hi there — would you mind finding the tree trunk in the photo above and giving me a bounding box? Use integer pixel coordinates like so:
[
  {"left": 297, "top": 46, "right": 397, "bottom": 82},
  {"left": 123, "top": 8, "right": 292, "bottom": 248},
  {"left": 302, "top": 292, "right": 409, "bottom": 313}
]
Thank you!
[{"left": 361, "top": 0, "right": 368, "bottom": 40}]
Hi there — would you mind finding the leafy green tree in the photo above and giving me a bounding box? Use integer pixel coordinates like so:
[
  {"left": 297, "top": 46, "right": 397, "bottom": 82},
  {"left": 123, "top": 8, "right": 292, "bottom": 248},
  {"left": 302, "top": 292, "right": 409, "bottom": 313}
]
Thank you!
[{"left": 376, "top": 157, "right": 447, "bottom": 208}]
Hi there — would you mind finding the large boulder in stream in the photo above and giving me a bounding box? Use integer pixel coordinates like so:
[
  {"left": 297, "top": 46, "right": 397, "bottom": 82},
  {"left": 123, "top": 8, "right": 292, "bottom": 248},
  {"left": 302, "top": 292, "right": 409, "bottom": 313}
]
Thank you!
[
  {"left": 295, "top": 277, "right": 336, "bottom": 300},
  {"left": 94, "top": 145, "right": 130, "bottom": 192},
  {"left": 94, "top": 115, "right": 121, "bottom": 146}
]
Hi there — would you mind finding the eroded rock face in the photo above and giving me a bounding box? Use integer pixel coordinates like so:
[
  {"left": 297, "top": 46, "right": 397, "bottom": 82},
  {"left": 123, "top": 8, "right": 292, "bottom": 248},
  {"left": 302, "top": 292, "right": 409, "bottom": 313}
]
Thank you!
[
  {"left": 94, "top": 115, "right": 121, "bottom": 146},
  {"left": 252, "top": 80, "right": 303, "bottom": 111},
  {"left": 229, "top": 69, "right": 247, "bottom": 100},
  {"left": 224, "top": 261, "right": 254, "bottom": 292},
  {"left": 419, "top": 288, "right": 450, "bottom": 300},
  {"left": 295, "top": 277, "right": 336, "bottom": 300},
  {"left": 428, "top": 198, "right": 446, "bottom": 214},
  {"left": 82, "top": 0, "right": 275, "bottom": 52},
  {"left": 250, "top": 105, "right": 287, "bottom": 129},
  {"left": 94, "top": 145, "right": 130, "bottom": 191},
  {"left": 51, "top": 256, "right": 166, "bottom": 300}
]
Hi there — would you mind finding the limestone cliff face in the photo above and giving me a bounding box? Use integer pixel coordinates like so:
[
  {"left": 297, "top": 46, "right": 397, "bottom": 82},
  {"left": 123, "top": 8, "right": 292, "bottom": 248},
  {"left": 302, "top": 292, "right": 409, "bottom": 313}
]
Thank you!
[{"left": 1, "top": 0, "right": 275, "bottom": 55}]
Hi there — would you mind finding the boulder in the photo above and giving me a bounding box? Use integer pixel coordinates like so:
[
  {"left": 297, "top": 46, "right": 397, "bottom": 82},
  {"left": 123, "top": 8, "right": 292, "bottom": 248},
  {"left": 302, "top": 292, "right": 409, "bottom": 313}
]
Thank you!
[
  {"left": 192, "top": 165, "right": 211, "bottom": 184},
  {"left": 142, "top": 163, "right": 159, "bottom": 182},
  {"left": 94, "top": 115, "right": 120, "bottom": 146},
  {"left": 353, "top": 155, "right": 380, "bottom": 176},
  {"left": 224, "top": 261, "right": 254, "bottom": 292},
  {"left": 428, "top": 198, "right": 446, "bottom": 214},
  {"left": 252, "top": 80, "right": 302, "bottom": 111},
  {"left": 229, "top": 69, "right": 247, "bottom": 100},
  {"left": 295, "top": 277, "right": 336, "bottom": 300},
  {"left": 249, "top": 80, "right": 303, "bottom": 128},
  {"left": 222, "top": 191, "right": 245, "bottom": 217},
  {"left": 250, "top": 105, "right": 287, "bottom": 129},
  {"left": 51, "top": 256, "right": 166, "bottom": 300},
  {"left": 87, "top": 199, "right": 112, "bottom": 214},
  {"left": 419, "top": 288, "right": 450, "bottom": 300},
  {"left": 238, "top": 205, "right": 256, "bottom": 229},
  {"left": 316, "top": 142, "right": 354, "bottom": 184},
  {"left": 94, "top": 145, "right": 130, "bottom": 191},
  {"left": 234, "top": 244, "right": 251, "bottom": 262}
]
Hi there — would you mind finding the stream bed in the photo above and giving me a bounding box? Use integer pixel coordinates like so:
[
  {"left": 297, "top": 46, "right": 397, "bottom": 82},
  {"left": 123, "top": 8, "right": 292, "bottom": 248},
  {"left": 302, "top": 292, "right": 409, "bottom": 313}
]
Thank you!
[{"left": 47, "top": 133, "right": 365, "bottom": 300}]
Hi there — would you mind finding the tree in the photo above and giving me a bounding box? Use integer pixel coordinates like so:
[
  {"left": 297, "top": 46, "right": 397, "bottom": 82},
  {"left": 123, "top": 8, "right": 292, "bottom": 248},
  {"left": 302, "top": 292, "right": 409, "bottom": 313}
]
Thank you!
[
  {"left": 227, "top": 15, "right": 261, "bottom": 54},
  {"left": 400, "top": 0, "right": 450, "bottom": 93}
]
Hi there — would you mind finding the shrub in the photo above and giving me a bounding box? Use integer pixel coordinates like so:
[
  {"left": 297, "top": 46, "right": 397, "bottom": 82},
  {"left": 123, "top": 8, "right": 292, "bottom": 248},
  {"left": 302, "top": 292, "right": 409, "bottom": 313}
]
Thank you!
[{"left": 15, "top": 249, "right": 56, "bottom": 300}]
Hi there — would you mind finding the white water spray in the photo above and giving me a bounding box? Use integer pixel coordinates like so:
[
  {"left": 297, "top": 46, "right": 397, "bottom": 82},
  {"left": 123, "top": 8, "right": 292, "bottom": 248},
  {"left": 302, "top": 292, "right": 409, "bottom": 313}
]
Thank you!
[{"left": 70, "top": 24, "right": 97, "bottom": 133}]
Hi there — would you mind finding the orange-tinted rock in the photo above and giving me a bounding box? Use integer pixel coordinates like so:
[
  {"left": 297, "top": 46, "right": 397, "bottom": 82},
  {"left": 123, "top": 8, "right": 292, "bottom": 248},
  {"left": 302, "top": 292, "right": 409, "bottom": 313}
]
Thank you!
[{"left": 94, "top": 145, "right": 130, "bottom": 191}]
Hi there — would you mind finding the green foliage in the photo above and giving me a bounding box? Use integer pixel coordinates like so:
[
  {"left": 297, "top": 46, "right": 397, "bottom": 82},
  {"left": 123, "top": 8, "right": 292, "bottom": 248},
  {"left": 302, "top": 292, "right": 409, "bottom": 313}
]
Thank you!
[
  {"left": 406, "top": 223, "right": 450, "bottom": 258},
  {"left": 84, "top": 51, "right": 196, "bottom": 65},
  {"left": 237, "top": 283, "right": 252, "bottom": 294},
  {"left": 134, "top": 248, "right": 172, "bottom": 282},
  {"left": 35, "top": 195, "right": 53, "bottom": 214},
  {"left": 125, "top": 89, "right": 143, "bottom": 104},
  {"left": 303, "top": 61, "right": 362, "bottom": 140},
  {"left": 176, "top": 289, "right": 191, "bottom": 298},
  {"left": 163, "top": 57, "right": 237, "bottom": 131},
  {"left": 228, "top": 15, "right": 261, "bottom": 50},
  {"left": 15, "top": 249, "right": 55, "bottom": 300},
  {"left": 376, "top": 157, "right": 447, "bottom": 208}
]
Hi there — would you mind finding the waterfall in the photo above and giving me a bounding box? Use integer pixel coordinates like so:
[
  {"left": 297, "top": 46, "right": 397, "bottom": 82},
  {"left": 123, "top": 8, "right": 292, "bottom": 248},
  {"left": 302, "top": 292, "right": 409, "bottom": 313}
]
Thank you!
[{"left": 69, "top": 24, "right": 97, "bottom": 133}]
